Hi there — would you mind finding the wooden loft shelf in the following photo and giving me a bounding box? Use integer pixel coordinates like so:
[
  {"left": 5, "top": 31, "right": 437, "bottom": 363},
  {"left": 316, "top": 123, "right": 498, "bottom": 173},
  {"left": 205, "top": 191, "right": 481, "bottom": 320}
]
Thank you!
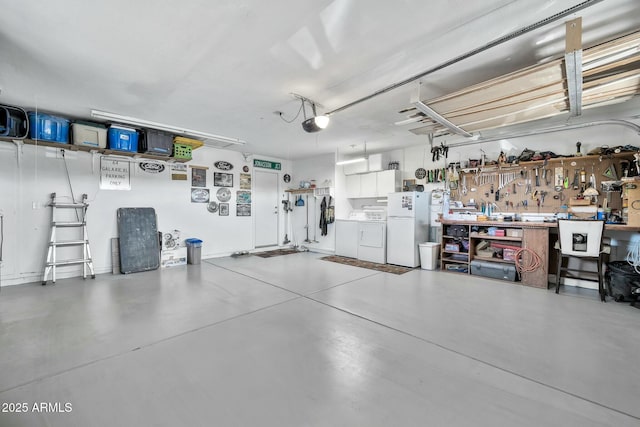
[
  {"left": 0, "top": 138, "right": 193, "bottom": 163},
  {"left": 458, "top": 151, "right": 636, "bottom": 173}
]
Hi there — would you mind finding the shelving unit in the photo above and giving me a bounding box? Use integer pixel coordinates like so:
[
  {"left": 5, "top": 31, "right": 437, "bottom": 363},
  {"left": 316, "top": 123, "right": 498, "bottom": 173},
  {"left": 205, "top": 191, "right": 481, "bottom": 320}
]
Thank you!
[
  {"left": 1, "top": 138, "right": 196, "bottom": 163},
  {"left": 440, "top": 220, "right": 550, "bottom": 288}
]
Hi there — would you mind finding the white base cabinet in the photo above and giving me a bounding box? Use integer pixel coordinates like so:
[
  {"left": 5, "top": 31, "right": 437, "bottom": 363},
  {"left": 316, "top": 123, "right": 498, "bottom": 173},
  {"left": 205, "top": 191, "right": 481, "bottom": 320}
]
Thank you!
[{"left": 335, "top": 220, "right": 358, "bottom": 258}]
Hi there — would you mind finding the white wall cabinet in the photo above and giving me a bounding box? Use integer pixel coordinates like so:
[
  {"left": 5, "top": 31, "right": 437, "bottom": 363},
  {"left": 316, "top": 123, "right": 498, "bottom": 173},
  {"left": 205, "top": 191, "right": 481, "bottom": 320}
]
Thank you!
[
  {"left": 345, "top": 174, "right": 361, "bottom": 198},
  {"left": 360, "top": 173, "right": 377, "bottom": 198},
  {"left": 376, "top": 170, "right": 401, "bottom": 197},
  {"left": 343, "top": 153, "right": 385, "bottom": 175},
  {"left": 344, "top": 169, "right": 400, "bottom": 198}
]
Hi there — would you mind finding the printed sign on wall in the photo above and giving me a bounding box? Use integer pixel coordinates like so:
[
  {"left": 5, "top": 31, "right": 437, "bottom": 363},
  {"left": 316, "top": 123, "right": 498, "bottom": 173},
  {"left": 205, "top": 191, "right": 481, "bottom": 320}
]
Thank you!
[{"left": 100, "top": 158, "right": 131, "bottom": 190}]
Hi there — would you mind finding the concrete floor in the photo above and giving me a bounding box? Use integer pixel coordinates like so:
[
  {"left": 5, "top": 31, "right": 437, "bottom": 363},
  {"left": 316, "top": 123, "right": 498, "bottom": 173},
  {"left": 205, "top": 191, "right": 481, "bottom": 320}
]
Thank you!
[{"left": 0, "top": 252, "right": 639, "bottom": 426}]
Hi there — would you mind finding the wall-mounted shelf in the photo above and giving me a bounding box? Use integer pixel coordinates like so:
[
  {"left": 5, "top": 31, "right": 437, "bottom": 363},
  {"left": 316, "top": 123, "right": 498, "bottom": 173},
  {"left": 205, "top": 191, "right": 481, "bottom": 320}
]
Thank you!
[
  {"left": 1, "top": 138, "right": 193, "bottom": 163},
  {"left": 286, "top": 187, "right": 332, "bottom": 196},
  {"left": 285, "top": 188, "right": 315, "bottom": 194}
]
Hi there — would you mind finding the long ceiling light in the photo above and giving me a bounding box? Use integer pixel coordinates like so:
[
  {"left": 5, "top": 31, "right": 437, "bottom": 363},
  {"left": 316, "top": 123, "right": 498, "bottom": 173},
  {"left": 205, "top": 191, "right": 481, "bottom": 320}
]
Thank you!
[
  {"left": 90, "top": 110, "right": 246, "bottom": 145},
  {"left": 336, "top": 157, "right": 366, "bottom": 166},
  {"left": 413, "top": 101, "right": 473, "bottom": 137}
]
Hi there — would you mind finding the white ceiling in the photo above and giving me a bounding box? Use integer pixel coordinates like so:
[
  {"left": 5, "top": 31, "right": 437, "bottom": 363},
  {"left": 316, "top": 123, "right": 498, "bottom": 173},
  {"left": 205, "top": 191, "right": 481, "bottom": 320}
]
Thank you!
[{"left": 1, "top": 0, "right": 639, "bottom": 160}]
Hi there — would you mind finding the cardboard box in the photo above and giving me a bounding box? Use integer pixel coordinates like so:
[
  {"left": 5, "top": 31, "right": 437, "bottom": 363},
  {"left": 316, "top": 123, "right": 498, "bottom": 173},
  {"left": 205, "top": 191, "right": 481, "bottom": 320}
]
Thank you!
[
  {"left": 626, "top": 186, "right": 640, "bottom": 226},
  {"left": 506, "top": 228, "right": 523, "bottom": 238}
]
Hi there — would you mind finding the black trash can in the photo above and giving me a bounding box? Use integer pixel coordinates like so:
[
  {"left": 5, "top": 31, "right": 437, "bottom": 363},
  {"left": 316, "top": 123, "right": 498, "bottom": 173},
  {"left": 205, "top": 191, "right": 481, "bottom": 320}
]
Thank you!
[{"left": 605, "top": 261, "right": 640, "bottom": 302}]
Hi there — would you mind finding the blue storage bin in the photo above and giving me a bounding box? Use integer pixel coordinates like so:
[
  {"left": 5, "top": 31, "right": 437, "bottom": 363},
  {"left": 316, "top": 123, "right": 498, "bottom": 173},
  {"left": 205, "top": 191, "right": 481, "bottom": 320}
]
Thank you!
[
  {"left": 108, "top": 125, "right": 139, "bottom": 152},
  {"left": 28, "top": 112, "right": 69, "bottom": 143}
]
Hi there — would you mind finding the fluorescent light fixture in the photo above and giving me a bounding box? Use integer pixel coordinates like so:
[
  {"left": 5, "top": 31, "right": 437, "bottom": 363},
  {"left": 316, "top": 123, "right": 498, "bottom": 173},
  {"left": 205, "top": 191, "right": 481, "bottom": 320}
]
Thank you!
[
  {"left": 413, "top": 101, "right": 473, "bottom": 137},
  {"left": 90, "top": 110, "right": 246, "bottom": 145},
  {"left": 336, "top": 157, "right": 366, "bottom": 166}
]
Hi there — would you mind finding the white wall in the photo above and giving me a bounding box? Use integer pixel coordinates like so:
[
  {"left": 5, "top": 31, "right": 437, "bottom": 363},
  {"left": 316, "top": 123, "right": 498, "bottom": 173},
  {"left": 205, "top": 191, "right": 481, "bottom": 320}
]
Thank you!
[
  {"left": 0, "top": 141, "right": 288, "bottom": 286},
  {"left": 290, "top": 153, "right": 335, "bottom": 253},
  {"left": 3, "top": 118, "right": 640, "bottom": 288}
]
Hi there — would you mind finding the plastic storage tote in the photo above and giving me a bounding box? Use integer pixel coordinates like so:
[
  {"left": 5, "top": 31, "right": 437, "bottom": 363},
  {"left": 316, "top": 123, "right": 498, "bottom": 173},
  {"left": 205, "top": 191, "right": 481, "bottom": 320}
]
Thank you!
[
  {"left": 140, "top": 129, "right": 173, "bottom": 156},
  {"left": 28, "top": 111, "right": 69, "bottom": 143},
  {"left": 470, "top": 260, "right": 517, "bottom": 281},
  {"left": 185, "top": 238, "right": 203, "bottom": 265},
  {"left": 0, "top": 104, "right": 29, "bottom": 138},
  {"left": 419, "top": 242, "right": 440, "bottom": 270},
  {"left": 172, "top": 142, "right": 192, "bottom": 160},
  {"left": 172, "top": 136, "right": 203, "bottom": 160},
  {"left": 107, "top": 125, "right": 138, "bottom": 152},
  {"left": 71, "top": 121, "right": 107, "bottom": 148}
]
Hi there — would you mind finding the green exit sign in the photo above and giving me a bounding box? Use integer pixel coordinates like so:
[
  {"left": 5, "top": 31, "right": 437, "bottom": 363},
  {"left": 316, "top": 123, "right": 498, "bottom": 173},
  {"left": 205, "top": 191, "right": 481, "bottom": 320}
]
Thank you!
[{"left": 253, "top": 159, "right": 281, "bottom": 170}]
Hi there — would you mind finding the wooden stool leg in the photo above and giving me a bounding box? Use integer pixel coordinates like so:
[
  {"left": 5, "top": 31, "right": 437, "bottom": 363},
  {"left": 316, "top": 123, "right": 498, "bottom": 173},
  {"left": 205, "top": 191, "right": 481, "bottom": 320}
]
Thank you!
[
  {"left": 598, "top": 254, "right": 605, "bottom": 302},
  {"left": 555, "top": 252, "right": 562, "bottom": 294}
]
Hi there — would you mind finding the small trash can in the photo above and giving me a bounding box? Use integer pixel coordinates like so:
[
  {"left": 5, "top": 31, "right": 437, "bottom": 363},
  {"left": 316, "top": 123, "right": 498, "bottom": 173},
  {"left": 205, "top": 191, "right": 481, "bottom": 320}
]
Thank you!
[
  {"left": 185, "top": 238, "right": 203, "bottom": 265},
  {"left": 419, "top": 242, "right": 440, "bottom": 270}
]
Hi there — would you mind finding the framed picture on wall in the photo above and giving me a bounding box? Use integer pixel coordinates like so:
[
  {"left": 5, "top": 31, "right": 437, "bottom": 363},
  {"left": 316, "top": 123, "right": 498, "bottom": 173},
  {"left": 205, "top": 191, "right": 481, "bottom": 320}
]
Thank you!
[
  {"left": 214, "top": 172, "right": 233, "bottom": 187},
  {"left": 236, "top": 204, "right": 251, "bottom": 216},
  {"left": 219, "top": 203, "right": 229, "bottom": 216},
  {"left": 192, "top": 168, "right": 207, "bottom": 187}
]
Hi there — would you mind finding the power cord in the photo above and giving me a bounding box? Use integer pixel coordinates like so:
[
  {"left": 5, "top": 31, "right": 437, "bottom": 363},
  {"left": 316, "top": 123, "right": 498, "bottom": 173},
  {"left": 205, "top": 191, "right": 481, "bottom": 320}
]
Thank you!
[
  {"left": 276, "top": 101, "right": 304, "bottom": 124},
  {"left": 625, "top": 239, "right": 640, "bottom": 273},
  {"left": 515, "top": 247, "right": 542, "bottom": 279}
]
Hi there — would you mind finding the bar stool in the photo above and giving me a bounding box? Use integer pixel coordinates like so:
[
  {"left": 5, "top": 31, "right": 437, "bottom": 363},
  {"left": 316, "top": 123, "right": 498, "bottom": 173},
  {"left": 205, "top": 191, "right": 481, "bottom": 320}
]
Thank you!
[{"left": 555, "top": 219, "right": 607, "bottom": 301}]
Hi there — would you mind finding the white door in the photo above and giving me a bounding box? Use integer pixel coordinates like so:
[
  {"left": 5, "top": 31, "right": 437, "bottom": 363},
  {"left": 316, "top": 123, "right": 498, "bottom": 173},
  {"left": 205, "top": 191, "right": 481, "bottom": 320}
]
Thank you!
[{"left": 254, "top": 170, "right": 279, "bottom": 247}]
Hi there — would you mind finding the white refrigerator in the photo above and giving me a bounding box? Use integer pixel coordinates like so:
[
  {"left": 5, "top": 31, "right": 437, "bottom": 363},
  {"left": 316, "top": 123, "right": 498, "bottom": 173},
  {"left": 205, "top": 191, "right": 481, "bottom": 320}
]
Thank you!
[{"left": 386, "top": 191, "right": 430, "bottom": 267}]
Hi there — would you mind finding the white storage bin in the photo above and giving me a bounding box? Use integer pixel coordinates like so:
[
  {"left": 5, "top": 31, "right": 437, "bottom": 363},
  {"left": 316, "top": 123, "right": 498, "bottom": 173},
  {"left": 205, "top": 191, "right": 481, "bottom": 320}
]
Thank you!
[{"left": 72, "top": 122, "right": 107, "bottom": 148}]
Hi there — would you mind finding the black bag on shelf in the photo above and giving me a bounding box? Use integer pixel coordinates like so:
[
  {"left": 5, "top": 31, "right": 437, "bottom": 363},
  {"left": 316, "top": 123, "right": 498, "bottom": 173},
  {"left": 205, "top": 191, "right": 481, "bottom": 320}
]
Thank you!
[
  {"left": 446, "top": 225, "right": 468, "bottom": 238},
  {"left": 517, "top": 148, "right": 535, "bottom": 162}
]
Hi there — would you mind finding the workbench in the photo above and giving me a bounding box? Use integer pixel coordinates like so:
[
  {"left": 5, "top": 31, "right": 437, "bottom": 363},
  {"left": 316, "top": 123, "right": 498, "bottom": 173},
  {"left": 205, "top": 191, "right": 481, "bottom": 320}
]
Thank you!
[{"left": 439, "top": 218, "right": 640, "bottom": 289}]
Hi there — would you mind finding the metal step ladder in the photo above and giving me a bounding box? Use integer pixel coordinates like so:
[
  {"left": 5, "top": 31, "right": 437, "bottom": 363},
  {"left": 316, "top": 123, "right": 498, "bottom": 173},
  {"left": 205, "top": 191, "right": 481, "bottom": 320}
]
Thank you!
[{"left": 42, "top": 192, "right": 95, "bottom": 285}]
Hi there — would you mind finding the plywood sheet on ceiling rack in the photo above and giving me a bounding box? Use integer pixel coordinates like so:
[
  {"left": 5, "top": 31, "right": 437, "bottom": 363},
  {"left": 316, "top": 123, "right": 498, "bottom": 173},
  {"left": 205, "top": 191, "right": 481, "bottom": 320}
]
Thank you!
[{"left": 402, "top": 30, "right": 640, "bottom": 137}]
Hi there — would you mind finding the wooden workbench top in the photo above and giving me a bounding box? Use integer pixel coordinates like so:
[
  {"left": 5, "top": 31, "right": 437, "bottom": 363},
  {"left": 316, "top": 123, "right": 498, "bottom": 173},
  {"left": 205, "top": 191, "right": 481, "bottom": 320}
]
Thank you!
[{"left": 440, "top": 218, "right": 640, "bottom": 231}]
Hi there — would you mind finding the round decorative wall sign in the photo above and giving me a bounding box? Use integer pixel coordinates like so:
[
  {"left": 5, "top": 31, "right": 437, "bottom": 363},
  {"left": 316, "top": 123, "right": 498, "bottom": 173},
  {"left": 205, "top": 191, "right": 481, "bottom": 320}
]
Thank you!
[{"left": 216, "top": 188, "right": 231, "bottom": 202}]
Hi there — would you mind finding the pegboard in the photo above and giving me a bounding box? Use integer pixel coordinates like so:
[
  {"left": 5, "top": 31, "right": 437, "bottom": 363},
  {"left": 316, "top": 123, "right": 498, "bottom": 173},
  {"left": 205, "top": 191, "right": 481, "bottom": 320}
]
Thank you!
[{"left": 452, "top": 153, "right": 635, "bottom": 214}]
